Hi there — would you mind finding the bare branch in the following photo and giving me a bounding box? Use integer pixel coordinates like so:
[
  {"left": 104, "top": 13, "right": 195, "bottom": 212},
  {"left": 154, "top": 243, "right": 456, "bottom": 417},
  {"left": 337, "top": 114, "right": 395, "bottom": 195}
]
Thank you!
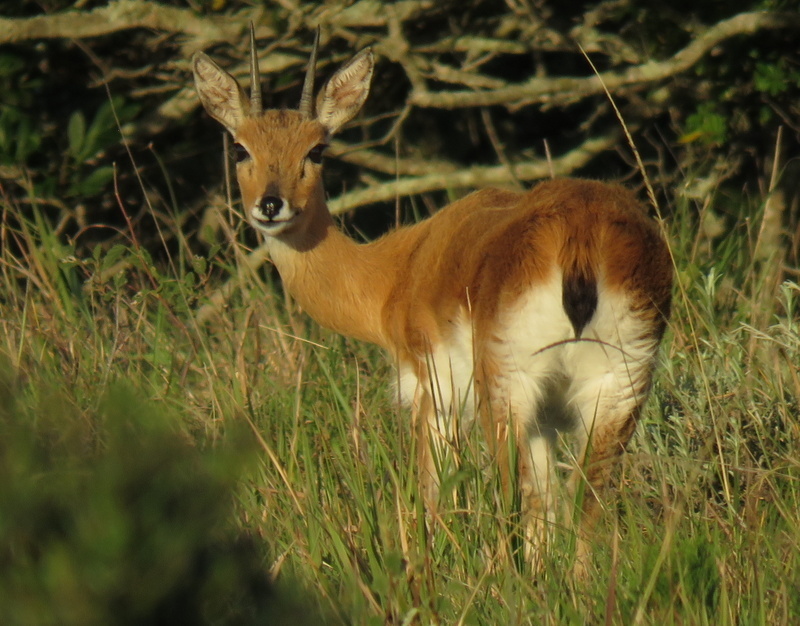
[
  {"left": 329, "top": 140, "right": 459, "bottom": 177},
  {"left": 317, "top": 0, "right": 437, "bottom": 28},
  {"left": 409, "top": 11, "right": 800, "bottom": 109},
  {"left": 416, "top": 36, "right": 527, "bottom": 55},
  {"left": 328, "top": 133, "right": 617, "bottom": 214},
  {"left": 0, "top": 0, "right": 437, "bottom": 47},
  {"left": 0, "top": 0, "right": 249, "bottom": 45}
]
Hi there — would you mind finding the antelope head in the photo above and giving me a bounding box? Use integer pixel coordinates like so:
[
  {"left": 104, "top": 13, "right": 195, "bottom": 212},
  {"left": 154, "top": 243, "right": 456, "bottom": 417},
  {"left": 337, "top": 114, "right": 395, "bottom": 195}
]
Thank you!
[{"left": 192, "top": 27, "right": 374, "bottom": 241}]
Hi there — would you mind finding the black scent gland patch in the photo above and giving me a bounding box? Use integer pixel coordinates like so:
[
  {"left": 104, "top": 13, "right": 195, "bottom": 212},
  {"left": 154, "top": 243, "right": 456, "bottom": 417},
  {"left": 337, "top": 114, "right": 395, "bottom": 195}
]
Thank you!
[{"left": 562, "top": 269, "right": 598, "bottom": 339}]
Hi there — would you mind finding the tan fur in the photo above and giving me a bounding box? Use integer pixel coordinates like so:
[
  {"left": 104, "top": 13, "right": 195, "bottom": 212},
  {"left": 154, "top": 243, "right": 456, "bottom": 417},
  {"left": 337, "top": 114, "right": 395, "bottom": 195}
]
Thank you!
[{"left": 193, "top": 41, "right": 673, "bottom": 575}]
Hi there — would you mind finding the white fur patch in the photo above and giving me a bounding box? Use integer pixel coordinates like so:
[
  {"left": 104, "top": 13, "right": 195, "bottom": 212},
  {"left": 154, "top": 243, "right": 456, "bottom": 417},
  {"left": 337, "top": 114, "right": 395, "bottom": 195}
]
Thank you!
[
  {"left": 396, "top": 270, "right": 660, "bottom": 508},
  {"left": 398, "top": 310, "right": 476, "bottom": 436}
]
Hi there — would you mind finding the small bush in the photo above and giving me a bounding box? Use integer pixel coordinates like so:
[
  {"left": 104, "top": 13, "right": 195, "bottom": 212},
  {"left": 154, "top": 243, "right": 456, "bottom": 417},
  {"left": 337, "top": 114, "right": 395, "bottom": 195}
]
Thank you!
[{"left": 0, "top": 373, "right": 324, "bottom": 625}]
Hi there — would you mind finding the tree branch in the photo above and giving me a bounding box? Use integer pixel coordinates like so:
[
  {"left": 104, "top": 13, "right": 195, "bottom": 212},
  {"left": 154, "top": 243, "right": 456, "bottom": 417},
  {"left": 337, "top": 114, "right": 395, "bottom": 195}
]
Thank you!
[
  {"left": 329, "top": 140, "right": 459, "bottom": 177},
  {"left": 327, "top": 132, "right": 618, "bottom": 213},
  {"left": 0, "top": 0, "right": 437, "bottom": 46},
  {"left": 408, "top": 11, "right": 800, "bottom": 110},
  {"left": 316, "top": 0, "right": 436, "bottom": 28},
  {"left": 0, "top": 0, "right": 249, "bottom": 45}
]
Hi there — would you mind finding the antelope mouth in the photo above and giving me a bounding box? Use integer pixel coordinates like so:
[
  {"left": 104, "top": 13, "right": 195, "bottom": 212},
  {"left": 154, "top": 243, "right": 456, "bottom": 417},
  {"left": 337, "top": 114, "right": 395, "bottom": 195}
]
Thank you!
[
  {"left": 252, "top": 214, "right": 294, "bottom": 226},
  {"left": 250, "top": 215, "right": 297, "bottom": 235},
  {"left": 250, "top": 204, "right": 297, "bottom": 233}
]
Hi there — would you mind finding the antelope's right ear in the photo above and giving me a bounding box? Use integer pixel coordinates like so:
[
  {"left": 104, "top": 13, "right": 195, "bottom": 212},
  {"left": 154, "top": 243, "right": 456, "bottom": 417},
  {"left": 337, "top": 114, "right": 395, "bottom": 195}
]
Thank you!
[{"left": 192, "top": 52, "right": 248, "bottom": 134}]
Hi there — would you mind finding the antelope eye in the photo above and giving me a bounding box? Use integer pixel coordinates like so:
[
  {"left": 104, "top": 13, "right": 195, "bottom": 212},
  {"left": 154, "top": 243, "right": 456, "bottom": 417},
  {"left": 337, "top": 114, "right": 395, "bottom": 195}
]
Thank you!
[
  {"left": 307, "top": 143, "right": 327, "bottom": 164},
  {"left": 232, "top": 142, "right": 250, "bottom": 163}
]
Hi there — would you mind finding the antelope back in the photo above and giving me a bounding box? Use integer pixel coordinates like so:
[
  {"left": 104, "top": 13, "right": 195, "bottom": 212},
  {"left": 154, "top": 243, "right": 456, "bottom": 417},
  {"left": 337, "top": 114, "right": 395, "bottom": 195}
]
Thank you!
[{"left": 192, "top": 34, "right": 374, "bottom": 238}]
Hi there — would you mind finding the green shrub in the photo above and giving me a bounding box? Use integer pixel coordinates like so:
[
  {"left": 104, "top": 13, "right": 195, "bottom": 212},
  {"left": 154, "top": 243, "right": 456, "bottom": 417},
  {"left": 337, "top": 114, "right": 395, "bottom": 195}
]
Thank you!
[{"left": 0, "top": 374, "right": 325, "bottom": 625}]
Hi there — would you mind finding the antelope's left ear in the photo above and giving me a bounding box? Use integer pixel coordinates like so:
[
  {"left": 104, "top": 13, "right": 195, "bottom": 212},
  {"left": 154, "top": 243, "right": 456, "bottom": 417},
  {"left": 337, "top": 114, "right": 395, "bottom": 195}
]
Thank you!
[
  {"left": 193, "top": 52, "right": 249, "bottom": 134},
  {"left": 316, "top": 48, "right": 374, "bottom": 136}
]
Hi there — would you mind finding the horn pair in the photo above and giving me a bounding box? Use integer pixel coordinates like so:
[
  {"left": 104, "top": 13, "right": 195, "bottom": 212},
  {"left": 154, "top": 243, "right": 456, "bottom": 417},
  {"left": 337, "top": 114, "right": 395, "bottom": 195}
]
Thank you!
[{"left": 248, "top": 23, "right": 319, "bottom": 118}]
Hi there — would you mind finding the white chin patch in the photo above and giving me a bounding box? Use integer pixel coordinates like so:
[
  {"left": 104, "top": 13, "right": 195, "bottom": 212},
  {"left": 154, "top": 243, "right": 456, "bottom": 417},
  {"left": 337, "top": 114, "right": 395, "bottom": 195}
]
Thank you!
[{"left": 250, "top": 200, "right": 296, "bottom": 233}]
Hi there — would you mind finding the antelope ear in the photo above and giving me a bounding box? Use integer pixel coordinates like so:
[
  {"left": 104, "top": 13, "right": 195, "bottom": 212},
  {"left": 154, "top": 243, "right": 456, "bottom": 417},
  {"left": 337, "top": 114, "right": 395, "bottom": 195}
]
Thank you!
[
  {"left": 316, "top": 48, "right": 373, "bottom": 136},
  {"left": 192, "top": 52, "right": 249, "bottom": 134}
]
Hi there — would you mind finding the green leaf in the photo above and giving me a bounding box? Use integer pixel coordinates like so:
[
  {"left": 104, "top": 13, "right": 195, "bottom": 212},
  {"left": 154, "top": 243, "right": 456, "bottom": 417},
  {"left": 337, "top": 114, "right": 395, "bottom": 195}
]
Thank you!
[
  {"left": 67, "top": 110, "right": 86, "bottom": 158},
  {"left": 75, "top": 165, "right": 115, "bottom": 197},
  {"left": 684, "top": 103, "right": 727, "bottom": 145},
  {"left": 191, "top": 256, "right": 207, "bottom": 276},
  {"left": 0, "top": 53, "right": 24, "bottom": 76},
  {"left": 82, "top": 100, "right": 120, "bottom": 161},
  {"left": 102, "top": 244, "right": 129, "bottom": 272},
  {"left": 754, "top": 60, "right": 800, "bottom": 97}
]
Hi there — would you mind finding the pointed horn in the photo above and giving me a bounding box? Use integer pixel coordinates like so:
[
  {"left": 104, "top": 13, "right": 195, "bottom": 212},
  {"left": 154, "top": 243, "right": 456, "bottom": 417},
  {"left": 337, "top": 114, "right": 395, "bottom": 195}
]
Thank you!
[
  {"left": 249, "top": 22, "right": 262, "bottom": 115},
  {"left": 299, "top": 28, "right": 320, "bottom": 119}
]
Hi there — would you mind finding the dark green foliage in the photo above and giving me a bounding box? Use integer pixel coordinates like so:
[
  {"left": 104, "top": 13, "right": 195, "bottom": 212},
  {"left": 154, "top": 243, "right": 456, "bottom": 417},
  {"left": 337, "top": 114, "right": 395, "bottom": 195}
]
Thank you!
[
  {"left": 63, "top": 97, "right": 139, "bottom": 199},
  {"left": 0, "top": 51, "right": 43, "bottom": 165},
  {"left": 651, "top": 533, "right": 721, "bottom": 613},
  {"left": 685, "top": 103, "right": 729, "bottom": 146},
  {"left": 0, "top": 372, "right": 325, "bottom": 626}
]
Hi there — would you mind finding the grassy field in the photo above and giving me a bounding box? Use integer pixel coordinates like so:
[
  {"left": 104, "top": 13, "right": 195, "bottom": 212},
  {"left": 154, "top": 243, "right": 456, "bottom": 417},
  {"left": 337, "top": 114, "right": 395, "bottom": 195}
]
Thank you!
[{"left": 1, "top": 172, "right": 798, "bottom": 624}]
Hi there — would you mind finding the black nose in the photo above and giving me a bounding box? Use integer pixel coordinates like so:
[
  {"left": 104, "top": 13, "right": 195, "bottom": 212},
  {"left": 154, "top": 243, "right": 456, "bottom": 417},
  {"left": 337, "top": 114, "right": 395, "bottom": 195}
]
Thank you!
[{"left": 259, "top": 195, "right": 283, "bottom": 219}]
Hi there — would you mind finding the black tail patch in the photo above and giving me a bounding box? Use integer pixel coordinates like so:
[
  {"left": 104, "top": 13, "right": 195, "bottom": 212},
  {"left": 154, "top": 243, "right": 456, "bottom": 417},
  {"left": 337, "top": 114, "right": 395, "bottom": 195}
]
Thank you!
[{"left": 562, "top": 269, "right": 598, "bottom": 338}]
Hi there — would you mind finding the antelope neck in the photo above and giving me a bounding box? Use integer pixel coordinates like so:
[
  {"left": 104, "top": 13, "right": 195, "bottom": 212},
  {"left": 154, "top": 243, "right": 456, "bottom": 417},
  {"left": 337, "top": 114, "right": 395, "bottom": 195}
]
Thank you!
[{"left": 264, "top": 218, "right": 395, "bottom": 348}]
